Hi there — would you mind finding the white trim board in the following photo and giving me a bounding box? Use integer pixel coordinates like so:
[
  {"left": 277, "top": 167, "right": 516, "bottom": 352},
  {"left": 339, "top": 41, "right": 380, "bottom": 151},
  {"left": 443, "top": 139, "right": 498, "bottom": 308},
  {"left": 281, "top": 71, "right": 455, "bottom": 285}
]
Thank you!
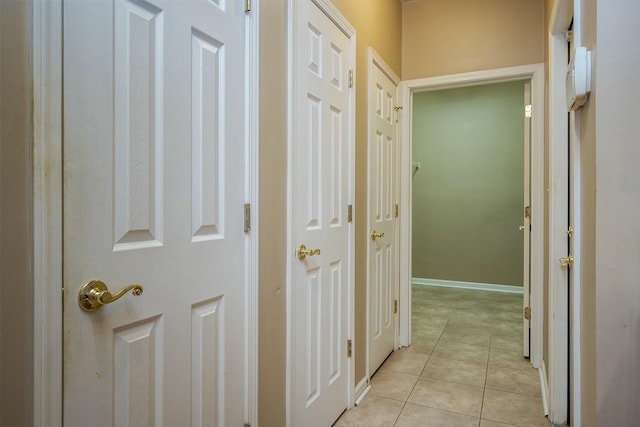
[
  {"left": 540, "top": 359, "right": 550, "bottom": 417},
  {"left": 399, "top": 63, "right": 545, "bottom": 368},
  {"left": 33, "top": 1, "right": 63, "bottom": 425},
  {"left": 412, "top": 278, "right": 524, "bottom": 294}
]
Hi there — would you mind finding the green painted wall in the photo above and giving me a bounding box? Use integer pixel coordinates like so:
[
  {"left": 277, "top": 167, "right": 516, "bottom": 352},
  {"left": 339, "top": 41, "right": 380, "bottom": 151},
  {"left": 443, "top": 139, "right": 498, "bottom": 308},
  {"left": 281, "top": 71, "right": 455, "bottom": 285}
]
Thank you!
[{"left": 412, "top": 81, "right": 525, "bottom": 286}]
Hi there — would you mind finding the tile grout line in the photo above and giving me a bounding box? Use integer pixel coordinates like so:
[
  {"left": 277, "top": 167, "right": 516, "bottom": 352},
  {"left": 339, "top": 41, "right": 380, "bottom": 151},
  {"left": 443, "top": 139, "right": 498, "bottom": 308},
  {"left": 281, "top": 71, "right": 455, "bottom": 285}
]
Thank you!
[
  {"left": 391, "top": 312, "right": 450, "bottom": 426},
  {"left": 478, "top": 317, "right": 495, "bottom": 426}
]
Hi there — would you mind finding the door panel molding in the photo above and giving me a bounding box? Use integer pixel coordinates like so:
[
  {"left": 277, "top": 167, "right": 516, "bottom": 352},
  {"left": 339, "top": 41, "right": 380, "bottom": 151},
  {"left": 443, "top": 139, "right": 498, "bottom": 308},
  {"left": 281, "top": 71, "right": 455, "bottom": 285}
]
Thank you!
[{"left": 399, "top": 64, "right": 545, "bottom": 370}]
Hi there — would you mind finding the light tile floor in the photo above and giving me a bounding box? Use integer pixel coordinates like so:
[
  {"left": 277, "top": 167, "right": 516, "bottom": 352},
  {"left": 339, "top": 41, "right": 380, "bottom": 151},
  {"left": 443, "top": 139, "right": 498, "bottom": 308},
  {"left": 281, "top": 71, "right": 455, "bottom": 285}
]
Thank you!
[{"left": 335, "top": 285, "right": 550, "bottom": 427}]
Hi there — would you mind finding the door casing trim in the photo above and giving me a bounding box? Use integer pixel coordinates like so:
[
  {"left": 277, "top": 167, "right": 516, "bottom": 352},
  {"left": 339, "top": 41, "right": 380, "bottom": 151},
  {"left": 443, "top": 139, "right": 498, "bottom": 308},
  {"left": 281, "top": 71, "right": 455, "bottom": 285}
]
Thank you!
[
  {"left": 398, "top": 64, "right": 546, "bottom": 369},
  {"left": 33, "top": 1, "right": 63, "bottom": 425},
  {"left": 32, "top": 2, "right": 260, "bottom": 425}
]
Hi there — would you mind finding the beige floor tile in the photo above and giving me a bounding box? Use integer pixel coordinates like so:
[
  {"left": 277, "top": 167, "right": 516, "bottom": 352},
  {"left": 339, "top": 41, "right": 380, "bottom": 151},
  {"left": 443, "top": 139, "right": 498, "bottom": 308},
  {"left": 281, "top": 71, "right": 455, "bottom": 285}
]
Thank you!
[
  {"left": 432, "top": 343, "right": 490, "bottom": 364},
  {"left": 408, "top": 378, "right": 484, "bottom": 417},
  {"left": 422, "top": 356, "right": 487, "bottom": 387},
  {"left": 369, "top": 370, "right": 419, "bottom": 401},
  {"left": 482, "top": 389, "right": 550, "bottom": 427},
  {"left": 480, "top": 418, "right": 518, "bottom": 426},
  {"left": 491, "top": 336, "right": 522, "bottom": 353},
  {"left": 413, "top": 320, "right": 448, "bottom": 337},
  {"left": 439, "top": 331, "right": 491, "bottom": 347},
  {"left": 333, "top": 395, "right": 404, "bottom": 427},
  {"left": 486, "top": 365, "right": 542, "bottom": 396},
  {"left": 395, "top": 403, "right": 479, "bottom": 427},
  {"left": 488, "top": 348, "right": 532, "bottom": 370},
  {"left": 380, "top": 348, "right": 429, "bottom": 375}
]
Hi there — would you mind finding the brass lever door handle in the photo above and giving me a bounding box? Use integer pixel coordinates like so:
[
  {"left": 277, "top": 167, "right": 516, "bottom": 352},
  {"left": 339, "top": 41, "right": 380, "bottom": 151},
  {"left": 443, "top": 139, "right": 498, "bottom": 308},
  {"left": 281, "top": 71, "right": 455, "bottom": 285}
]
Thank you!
[
  {"left": 559, "top": 255, "right": 574, "bottom": 268},
  {"left": 78, "top": 280, "right": 144, "bottom": 312},
  {"left": 297, "top": 244, "right": 321, "bottom": 260},
  {"left": 371, "top": 230, "right": 385, "bottom": 241},
  {"left": 519, "top": 225, "right": 526, "bottom": 231}
]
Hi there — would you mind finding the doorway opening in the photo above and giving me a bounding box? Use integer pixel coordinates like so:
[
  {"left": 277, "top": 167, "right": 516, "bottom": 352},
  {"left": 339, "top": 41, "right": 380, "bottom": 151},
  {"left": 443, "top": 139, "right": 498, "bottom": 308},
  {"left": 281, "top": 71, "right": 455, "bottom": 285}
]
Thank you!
[
  {"left": 398, "top": 64, "right": 545, "bottom": 370},
  {"left": 409, "top": 78, "right": 530, "bottom": 357}
]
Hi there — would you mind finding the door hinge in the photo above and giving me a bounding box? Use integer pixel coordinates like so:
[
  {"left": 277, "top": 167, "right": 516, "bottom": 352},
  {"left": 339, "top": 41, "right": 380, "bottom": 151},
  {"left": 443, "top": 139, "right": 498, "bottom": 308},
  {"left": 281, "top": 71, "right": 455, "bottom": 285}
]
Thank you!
[
  {"left": 524, "top": 307, "right": 531, "bottom": 320},
  {"left": 565, "top": 30, "right": 573, "bottom": 42},
  {"left": 395, "top": 204, "right": 399, "bottom": 218},
  {"left": 394, "top": 299, "right": 398, "bottom": 314},
  {"left": 244, "top": 0, "right": 251, "bottom": 13},
  {"left": 525, "top": 104, "right": 532, "bottom": 118},
  {"left": 394, "top": 106, "right": 403, "bottom": 122},
  {"left": 348, "top": 69, "right": 353, "bottom": 88},
  {"left": 567, "top": 226, "right": 574, "bottom": 238},
  {"left": 244, "top": 203, "right": 251, "bottom": 232},
  {"left": 348, "top": 204, "right": 353, "bottom": 223},
  {"left": 560, "top": 255, "right": 574, "bottom": 268},
  {"left": 347, "top": 339, "right": 352, "bottom": 358}
]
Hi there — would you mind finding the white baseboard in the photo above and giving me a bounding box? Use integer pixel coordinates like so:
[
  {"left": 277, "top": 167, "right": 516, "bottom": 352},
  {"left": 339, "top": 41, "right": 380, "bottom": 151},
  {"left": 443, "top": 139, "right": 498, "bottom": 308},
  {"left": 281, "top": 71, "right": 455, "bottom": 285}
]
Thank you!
[
  {"left": 412, "top": 277, "right": 523, "bottom": 294},
  {"left": 354, "top": 377, "right": 370, "bottom": 406},
  {"left": 539, "top": 359, "right": 550, "bottom": 417}
]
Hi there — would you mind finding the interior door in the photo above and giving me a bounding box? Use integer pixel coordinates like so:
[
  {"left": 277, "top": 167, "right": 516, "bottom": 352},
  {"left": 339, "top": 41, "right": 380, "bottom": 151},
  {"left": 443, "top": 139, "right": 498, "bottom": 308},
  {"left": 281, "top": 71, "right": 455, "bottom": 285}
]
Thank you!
[
  {"left": 291, "top": 1, "right": 353, "bottom": 425},
  {"left": 523, "top": 82, "right": 532, "bottom": 358},
  {"left": 368, "top": 63, "right": 398, "bottom": 375},
  {"left": 63, "top": 0, "right": 248, "bottom": 425}
]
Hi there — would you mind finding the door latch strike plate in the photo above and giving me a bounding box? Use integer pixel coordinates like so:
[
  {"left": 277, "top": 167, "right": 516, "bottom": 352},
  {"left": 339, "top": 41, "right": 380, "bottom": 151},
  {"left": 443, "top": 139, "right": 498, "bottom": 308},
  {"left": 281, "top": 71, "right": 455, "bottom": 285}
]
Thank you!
[{"left": 524, "top": 307, "right": 531, "bottom": 320}]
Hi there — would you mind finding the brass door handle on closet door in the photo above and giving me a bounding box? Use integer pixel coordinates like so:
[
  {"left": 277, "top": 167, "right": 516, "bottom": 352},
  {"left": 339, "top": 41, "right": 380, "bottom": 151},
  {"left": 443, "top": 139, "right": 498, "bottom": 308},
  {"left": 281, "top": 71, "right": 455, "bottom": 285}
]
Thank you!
[
  {"left": 371, "top": 230, "right": 385, "bottom": 241},
  {"left": 297, "top": 244, "right": 321, "bottom": 260},
  {"left": 78, "top": 280, "right": 144, "bottom": 312}
]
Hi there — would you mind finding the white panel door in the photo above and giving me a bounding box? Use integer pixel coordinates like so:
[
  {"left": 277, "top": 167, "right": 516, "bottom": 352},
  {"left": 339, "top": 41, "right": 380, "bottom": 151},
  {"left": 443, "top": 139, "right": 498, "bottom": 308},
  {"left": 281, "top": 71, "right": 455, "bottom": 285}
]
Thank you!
[
  {"left": 62, "top": 0, "right": 248, "bottom": 425},
  {"left": 368, "top": 63, "right": 398, "bottom": 375},
  {"left": 291, "top": 1, "right": 353, "bottom": 426}
]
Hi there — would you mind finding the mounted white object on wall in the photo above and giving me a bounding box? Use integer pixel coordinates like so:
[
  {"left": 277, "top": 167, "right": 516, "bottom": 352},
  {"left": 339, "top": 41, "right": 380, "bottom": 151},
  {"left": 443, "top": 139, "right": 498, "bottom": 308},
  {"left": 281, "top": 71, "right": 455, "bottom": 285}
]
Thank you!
[{"left": 566, "top": 46, "right": 592, "bottom": 111}]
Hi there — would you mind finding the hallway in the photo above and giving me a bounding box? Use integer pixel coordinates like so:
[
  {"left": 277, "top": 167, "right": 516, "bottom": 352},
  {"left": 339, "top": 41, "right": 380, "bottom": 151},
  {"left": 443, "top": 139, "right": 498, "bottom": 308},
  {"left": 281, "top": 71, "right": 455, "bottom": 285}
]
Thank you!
[{"left": 335, "top": 286, "right": 549, "bottom": 426}]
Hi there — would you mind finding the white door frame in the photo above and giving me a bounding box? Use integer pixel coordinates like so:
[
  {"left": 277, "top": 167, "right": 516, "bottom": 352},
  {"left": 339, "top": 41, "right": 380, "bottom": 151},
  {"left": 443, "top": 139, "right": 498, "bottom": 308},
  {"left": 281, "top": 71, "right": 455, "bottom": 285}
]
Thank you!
[
  {"left": 365, "top": 47, "right": 401, "bottom": 381},
  {"left": 548, "top": 0, "right": 582, "bottom": 425},
  {"left": 285, "top": 0, "right": 356, "bottom": 423},
  {"left": 31, "top": 1, "right": 261, "bottom": 425},
  {"left": 398, "top": 64, "right": 545, "bottom": 369}
]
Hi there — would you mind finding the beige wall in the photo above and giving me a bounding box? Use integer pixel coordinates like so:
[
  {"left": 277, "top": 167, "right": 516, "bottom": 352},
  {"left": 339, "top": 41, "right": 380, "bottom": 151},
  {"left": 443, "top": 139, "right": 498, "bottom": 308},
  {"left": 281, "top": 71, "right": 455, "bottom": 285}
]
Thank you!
[
  {"left": 258, "top": 0, "right": 288, "bottom": 425},
  {"left": 0, "top": 0, "right": 32, "bottom": 425},
  {"left": 412, "top": 82, "right": 525, "bottom": 286},
  {"left": 325, "top": 0, "right": 403, "bottom": 391},
  {"left": 402, "top": 0, "right": 545, "bottom": 80},
  {"left": 580, "top": 0, "right": 640, "bottom": 424}
]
